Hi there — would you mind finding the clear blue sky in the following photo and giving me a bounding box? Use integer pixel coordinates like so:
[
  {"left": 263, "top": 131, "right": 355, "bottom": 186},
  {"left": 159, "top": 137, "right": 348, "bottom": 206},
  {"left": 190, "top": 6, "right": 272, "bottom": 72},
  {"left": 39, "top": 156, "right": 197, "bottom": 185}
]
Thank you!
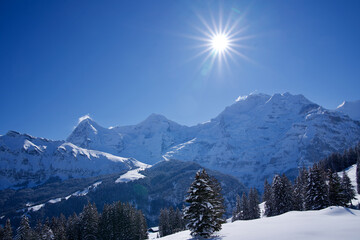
[{"left": 1, "top": 0, "right": 359, "bottom": 140}]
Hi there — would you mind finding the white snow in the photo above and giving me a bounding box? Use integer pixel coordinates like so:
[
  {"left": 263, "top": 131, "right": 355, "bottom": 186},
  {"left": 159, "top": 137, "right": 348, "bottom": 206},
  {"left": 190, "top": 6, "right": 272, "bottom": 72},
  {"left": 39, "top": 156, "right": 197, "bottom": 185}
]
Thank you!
[
  {"left": 25, "top": 181, "right": 103, "bottom": 212},
  {"left": 28, "top": 204, "right": 45, "bottom": 212},
  {"left": 159, "top": 207, "right": 360, "bottom": 240},
  {"left": 115, "top": 166, "right": 150, "bottom": 183}
]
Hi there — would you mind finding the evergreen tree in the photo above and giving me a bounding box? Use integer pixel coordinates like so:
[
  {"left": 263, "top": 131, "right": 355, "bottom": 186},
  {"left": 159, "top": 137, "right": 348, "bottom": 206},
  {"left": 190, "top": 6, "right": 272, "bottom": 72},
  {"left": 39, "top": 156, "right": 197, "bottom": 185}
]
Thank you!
[
  {"left": 159, "top": 208, "right": 170, "bottom": 237},
  {"left": 305, "top": 164, "right": 329, "bottom": 210},
  {"left": 51, "top": 215, "right": 67, "bottom": 240},
  {"left": 183, "top": 169, "right": 225, "bottom": 238},
  {"left": 327, "top": 170, "right": 346, "bottom": 206},
  {"left": 80, "top": 202, "right": 99, "bottom": 240},
  {"left": 208, "top": 176, "right": 226, "bottom": 228},
  {"left": 248, "top": 188, "right": 260, "bottom": 219},
  {"left": 231, "top": 194, "right": 241, "bottom": 222},
  {"left": 240, "top": 193, "right": 249, "bottom": 220},
  {"left": 3, "top": 219, "right": 13, "bottom": 240},
  {"left": 15, "top": 215, "right": 35, "bottom": 240},
  {"left": 262, "top": 179, "right": 271, "bottom": 203},
  {"left": 341, "top": 171, "right": 356, "bottom": 207},
  {"left": 66, "top": 213, "right": 81, "bottom": 240}
]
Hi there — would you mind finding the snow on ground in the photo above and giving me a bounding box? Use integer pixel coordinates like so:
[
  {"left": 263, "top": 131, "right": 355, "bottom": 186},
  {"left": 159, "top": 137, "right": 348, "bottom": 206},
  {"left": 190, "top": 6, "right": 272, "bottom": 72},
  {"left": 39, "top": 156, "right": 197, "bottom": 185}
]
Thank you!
[
  {"left": 115, "top": 165, "right": 150, "bottom": 183},
  {"left": 160, "top": 206, "right": 360, "bottom": 240}
]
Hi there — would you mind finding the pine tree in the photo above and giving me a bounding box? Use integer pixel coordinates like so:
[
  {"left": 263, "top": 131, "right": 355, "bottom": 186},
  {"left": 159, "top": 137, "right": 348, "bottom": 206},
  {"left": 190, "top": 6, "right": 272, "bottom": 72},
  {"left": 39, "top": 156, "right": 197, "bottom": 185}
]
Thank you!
[
  {"left": 241, "top": 192, "right": 250, "bottom": 220},
  {"left": 262, "top": 179, "right": 271, "bottom": 203},
  {"left": 80, "top": 202, "right": 99, "bottom": 240},
  {"left": 341, "top": 171, "right": 356, "bottom": 207},
  {"left": 3, "top": 219, "right": 13, "bottom": 240},
  {"left": 208, "top": 176, "right": 226, "bottom": 229},
  {"left": 305, "top": 164, "right": 329, "bottom": 210},
  {"left": 15, "top": 215, "right": 35, "bottom": 240},
  {"left": 327, "top": 170, "right": 345, "bottom": 206},
  {"left": 183, "top": 169, "right": 225, "bottom": 238},
  {"left": 159, "top": 208, "right": 170, "bottom": 237},
  {"left": 248, "top": 188, "right": 260, "bottom": 219},
  {"left": 232, "top": 194, "right": 241, "bottom": 222}
]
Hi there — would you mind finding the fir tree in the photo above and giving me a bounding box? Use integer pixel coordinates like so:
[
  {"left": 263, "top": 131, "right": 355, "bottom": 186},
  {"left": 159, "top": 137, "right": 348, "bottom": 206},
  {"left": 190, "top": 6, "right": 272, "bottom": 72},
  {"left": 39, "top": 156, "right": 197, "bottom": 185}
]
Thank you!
[
  {"left": 341, "top": 171, "right": 356, "bottom": 207},
  {"left": 159, "top": 208, "right": 170, "bottom": 237},
  {"left": 248, "top": 188, "right": 260, "bottom": 219},
  {"left": 232, "top": 194, "right": 241, "bottom": 222},
  {"left": 262, "top": 179, "right": 271, "bottom": 203},
  {"left": 183, "top": 169, "right": 225, "bottom": 238},
  {"left": 327, "top": 170, "right": 345, "bottom": 206},
  {"left": 3, "top": 219, "right": 13, "bottom": 240},
  {"left": 80, "top": 202, "right": 99, "bottom": 240},
  {"left": 240, "top": 193, "right": 249, "bottom": 220},
  {"left": 305, "top": 164, "right": 329, "bottom": 210},
  {"left": 15, "top": 215, "right": 35, "bottom": 240}
]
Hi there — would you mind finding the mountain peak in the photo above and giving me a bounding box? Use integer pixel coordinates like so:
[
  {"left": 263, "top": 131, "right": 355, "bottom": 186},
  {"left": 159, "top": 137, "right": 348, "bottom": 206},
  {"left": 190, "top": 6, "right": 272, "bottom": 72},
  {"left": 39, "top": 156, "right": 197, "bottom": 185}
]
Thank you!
[{"left": 336, "top": 100, "right": 360, "bottom": 121}]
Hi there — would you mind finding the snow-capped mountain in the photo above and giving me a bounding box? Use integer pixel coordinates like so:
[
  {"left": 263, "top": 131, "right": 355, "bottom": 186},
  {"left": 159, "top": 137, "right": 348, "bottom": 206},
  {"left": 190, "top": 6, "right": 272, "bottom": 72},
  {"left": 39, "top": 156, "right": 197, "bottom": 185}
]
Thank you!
[
  {"left": 335, "top": 100, "right": 360, "bottom": 121},
  {"left": 67, "top": 92, "right": 360, "bottom": 189},
  {"left": 0, "top": 131, "right": 147, "bottom": 190},
  {"left": 67, "top": 113, "right": 192, "bottom": 164}
]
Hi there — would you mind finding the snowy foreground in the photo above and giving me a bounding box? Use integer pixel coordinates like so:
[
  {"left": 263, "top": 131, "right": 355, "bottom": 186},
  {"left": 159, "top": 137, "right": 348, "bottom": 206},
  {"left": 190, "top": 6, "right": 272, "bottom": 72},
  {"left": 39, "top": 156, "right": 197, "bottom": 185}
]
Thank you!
[{"left": 157, "top": 206, "right": 360, "bottom": 240}]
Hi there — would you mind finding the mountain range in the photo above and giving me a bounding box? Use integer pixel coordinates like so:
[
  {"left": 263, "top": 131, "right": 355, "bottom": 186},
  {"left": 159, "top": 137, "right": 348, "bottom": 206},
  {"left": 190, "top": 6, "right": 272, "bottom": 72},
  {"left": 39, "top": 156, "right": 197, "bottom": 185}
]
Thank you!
[
  {"left": 1, "top": 92, "right": 360, "bottom": 190},
  {"left": 67, "top": 92, "right": 360, "bottom": 189}
]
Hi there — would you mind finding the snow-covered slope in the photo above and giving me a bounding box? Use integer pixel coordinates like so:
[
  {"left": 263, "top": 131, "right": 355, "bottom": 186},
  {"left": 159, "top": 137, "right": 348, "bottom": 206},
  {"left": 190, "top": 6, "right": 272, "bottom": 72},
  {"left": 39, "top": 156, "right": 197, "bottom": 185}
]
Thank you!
[
  {"left": 158, "top": 206, "right": 360, "bottom": 240},
  {"left": 0, "top": 131, "right": 147, "bottom": 189},
  {"left": 336, "top": 100, "right": 360, "bottom": 121},
  {"left": 166, "top": 93, "right": 360, "bottom": 188},
  {"left": 67, "top": 93, "right": 360, "bottom": 189}
]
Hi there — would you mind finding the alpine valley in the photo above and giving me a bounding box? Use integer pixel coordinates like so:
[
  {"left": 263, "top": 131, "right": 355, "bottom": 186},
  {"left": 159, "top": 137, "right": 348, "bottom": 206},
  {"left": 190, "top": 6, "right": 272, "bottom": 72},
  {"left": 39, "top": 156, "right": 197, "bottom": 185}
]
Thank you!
[{"left": 1, "top": 92, "right": 359, "bottom": 227}]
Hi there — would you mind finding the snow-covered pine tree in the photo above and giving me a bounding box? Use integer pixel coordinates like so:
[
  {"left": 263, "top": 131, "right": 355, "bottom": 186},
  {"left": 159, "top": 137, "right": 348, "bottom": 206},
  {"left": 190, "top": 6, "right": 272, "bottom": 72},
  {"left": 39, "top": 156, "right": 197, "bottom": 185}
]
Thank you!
[
  {"left": 15, "top": 215, "right": 35, "bottom": 240},
  {"left": 35, "top": 220, "right": 54, "bottom": 240},
  {"left": 240, "top": 193, "right": 250, "bottom": 220},
  {"left": 3, "top": 219, "right": 13, "bottom": 240},
  {"left": 293, "top": 178, "right": 303, "bottom": 211},
  {"left": 51, "top": 215, "right": 67, "bottom": 240},
  {"left": 327, "top": 170, "right": 345, "bottom": 206},
  {"left": 248, "top": 188, "right": 260, "bottom": 219},
  {"left": 159, "top": 208, "right": 170, "bottom": 237},
  {"left": 281, "top": 174, "right": 294, "bottom": 213},
  {"left": 232, "top": 194, "right": 241, "bottom": 222},
  {"left": 208, "top": 176, "right": 226, "bottom": 229},
  {"left": 305, "top": 164, "right": 329, "bottom": 210},
  {"left": 183, "top": 169, "right": 225, "bottom": 238},
  {"left": 66, "top": 213, "right": 81, "bottom": 240},
  {"left": 98, "top": 204, "right": 113, "bottom": 240},
  {"left": 80, "top": 202, "right": 99, "bottom": 240},
  {"left": 341, "top": 171, "right": 356, "bottom": 207}
]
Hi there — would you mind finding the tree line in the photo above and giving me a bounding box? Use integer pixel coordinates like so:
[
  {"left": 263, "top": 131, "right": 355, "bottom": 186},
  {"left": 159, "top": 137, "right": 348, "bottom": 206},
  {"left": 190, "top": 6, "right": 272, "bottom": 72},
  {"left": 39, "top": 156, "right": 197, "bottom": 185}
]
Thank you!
[
  {"left": 263, "top": 163, "right": 356, "bottom": 217},
  {"left": 0, "top": 201, "right": 147, "bottom": 240}
]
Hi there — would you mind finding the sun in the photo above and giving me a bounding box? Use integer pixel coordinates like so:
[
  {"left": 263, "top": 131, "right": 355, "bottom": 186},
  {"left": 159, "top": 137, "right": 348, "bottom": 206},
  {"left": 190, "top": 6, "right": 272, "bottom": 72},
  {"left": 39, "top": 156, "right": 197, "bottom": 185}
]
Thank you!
[
  {"left": 211, "top": 34, "right": 229, "bottom": 53},
  {"left": 188, "top": 7, "right": 253, "bottom": 75}
]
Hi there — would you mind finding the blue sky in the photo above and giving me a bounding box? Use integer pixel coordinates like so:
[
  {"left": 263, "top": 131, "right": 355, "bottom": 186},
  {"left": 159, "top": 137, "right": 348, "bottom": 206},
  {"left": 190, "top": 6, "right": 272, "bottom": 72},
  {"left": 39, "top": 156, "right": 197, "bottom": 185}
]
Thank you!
[{"left": 1, "top": 0, "right": 359, "bottom": 140}]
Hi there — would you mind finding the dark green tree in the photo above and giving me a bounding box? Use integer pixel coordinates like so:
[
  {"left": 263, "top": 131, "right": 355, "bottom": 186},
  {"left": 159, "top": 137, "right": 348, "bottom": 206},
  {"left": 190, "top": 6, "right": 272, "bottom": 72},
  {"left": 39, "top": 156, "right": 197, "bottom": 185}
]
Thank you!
[
  {"left": 341, "top": 171, "right": 356, "bottom": 207},
  {"left": 183, "top": 169, "right": 225, "bottom": 238}
]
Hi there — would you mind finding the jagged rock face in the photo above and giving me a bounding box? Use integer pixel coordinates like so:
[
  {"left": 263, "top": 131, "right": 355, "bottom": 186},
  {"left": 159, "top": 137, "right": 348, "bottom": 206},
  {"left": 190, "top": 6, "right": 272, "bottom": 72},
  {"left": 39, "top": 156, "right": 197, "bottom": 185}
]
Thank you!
[
  {"left": 0, "top": 131, "right": 147, "bottom": 190},
  {"left": 64, "top": 93, "right": 360, "bottom": 189}
]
